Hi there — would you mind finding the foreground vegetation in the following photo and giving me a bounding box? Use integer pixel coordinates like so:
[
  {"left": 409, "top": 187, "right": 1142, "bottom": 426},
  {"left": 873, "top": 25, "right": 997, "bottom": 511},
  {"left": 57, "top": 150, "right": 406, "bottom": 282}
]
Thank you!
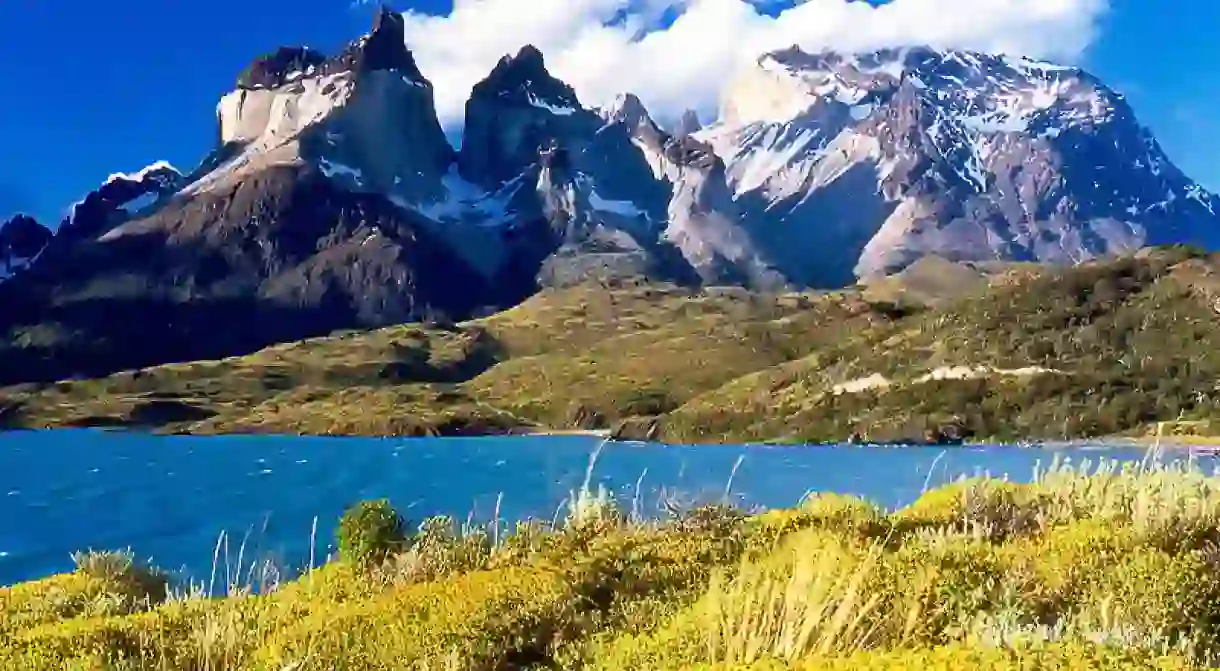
[
  {"left": 6, "top": 456, "right": 1220, "bottom": 669},
  {"left": 5, "top": 246, "right": 1220, "bottom": 443}
]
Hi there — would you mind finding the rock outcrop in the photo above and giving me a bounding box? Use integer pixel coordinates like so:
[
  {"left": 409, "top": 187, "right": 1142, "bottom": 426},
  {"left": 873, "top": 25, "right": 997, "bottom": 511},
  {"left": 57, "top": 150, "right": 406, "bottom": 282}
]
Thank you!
[{"left": 0, "top": 214, "right": 51, "bottom": 280}]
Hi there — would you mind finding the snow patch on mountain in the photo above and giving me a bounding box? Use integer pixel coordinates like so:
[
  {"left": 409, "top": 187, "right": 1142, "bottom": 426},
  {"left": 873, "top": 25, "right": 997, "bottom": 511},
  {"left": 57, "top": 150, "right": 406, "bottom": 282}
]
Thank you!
[
  {"left": 318, "top": 157, "right": 366, "bottom": 186},
  {"left": 106, "top": 161, "right": 180, "bottom": 187},
  {"left": 405, "top": 166, "right": 520, "bottom": 226},
  {"left": 589, "top": 188, "right": 645, "bottom": 217},
  {"left": 528, "top": 92, "right": 577, "bottom": 116},
  {"left": 119, "top": 191, "right": 162, "bottom": 214}
]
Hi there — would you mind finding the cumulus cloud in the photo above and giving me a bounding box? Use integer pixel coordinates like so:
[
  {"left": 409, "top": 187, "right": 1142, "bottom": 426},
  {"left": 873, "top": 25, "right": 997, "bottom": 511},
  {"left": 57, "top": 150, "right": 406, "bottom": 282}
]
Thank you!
[{"left": 400, "top": 0, "right": 1109, "bottom": 128}]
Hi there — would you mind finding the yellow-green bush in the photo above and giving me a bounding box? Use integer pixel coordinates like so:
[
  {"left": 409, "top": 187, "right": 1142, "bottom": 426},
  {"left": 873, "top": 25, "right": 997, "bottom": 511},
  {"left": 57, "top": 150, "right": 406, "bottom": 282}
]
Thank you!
[
  {"left": 1004, "top": 520, "right": 1143, "bottom": 607},
  {"left": 253, "top": 566, "right": 580, "bottom": 670},
  {"left": 878, "top": 537, "right": 1018, "bottom": 646},
  {"left": 1080, "top": 547, "right": 1220, "bottom": 657},
  {"left": 0, "top": 551, "right": 168, "bottom": 638},
  {"left": 894, "top": 479, "right": 1048, "bottom": 540},
  {"left": 746, "top": 494, "right": 890, "bottom": 552}
]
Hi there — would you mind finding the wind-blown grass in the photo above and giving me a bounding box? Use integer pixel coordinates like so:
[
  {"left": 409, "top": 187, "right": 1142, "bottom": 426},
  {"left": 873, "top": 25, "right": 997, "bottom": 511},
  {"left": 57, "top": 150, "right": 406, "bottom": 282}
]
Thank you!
[{"left": 6, "top": 450, "right": 1220, "bottom": 669}]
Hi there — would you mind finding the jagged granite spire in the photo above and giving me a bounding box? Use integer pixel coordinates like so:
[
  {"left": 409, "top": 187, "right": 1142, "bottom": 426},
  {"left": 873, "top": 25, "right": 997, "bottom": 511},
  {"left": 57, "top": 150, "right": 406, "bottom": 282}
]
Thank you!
[
  {"left": 459, "top": 45, "right": 590, "bottom": 186},
  {"left": 0, "top": 214, "right": 51, "bottom": 261},
  {"left": 675, "top": 109, "right": 703, "bottom": 138},
  {"left": 472, "top": 44, "right": 581, "bottom": 108},
  {"left": 508, "top": 44, "right": 545, "bottom": 69},
  {"left": 330, "top": 5, "right": 426, "bottom": 79},
  {"left": 234, "top": 6, "right": 427, "bottom": 90}
]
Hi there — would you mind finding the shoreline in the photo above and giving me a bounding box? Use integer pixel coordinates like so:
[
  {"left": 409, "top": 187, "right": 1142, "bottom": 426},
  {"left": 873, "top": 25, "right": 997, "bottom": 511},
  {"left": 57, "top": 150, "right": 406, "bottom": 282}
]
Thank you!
[{"left": 10, "top": 423, "right": 1220, "bottom": 450}]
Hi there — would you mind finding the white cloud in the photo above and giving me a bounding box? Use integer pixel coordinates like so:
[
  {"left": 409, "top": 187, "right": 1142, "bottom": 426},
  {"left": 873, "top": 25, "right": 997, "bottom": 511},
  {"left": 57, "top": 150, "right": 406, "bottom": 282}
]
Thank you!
[{"left": 400, "top": 0, "right": 1109, "bottom": 128}]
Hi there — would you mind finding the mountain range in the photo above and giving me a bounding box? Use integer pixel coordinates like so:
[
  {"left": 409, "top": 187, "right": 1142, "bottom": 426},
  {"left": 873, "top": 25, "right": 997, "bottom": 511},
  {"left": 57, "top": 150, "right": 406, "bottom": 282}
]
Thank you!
[{"left": 1, "top": 7, "right": 1217, "bottom": 384}]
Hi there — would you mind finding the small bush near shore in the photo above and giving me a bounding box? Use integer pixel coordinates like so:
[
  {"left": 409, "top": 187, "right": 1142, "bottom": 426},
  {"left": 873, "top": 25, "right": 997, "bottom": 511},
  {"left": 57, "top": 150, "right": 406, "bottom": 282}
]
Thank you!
[
  {"left": 5, "top": 454, "right": 1220, "bottom": 670},
  {"left": 336, "top": 499, "right": 406, "bottom": 566}
]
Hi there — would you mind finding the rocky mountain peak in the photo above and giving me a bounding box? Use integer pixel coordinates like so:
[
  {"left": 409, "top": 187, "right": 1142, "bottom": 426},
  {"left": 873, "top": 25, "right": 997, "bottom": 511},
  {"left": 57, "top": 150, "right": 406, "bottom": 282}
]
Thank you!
[
  {"left": 473, "top": 45, "right": 581, "bottom": 110},
  {"left": 0, "top": 213, "right": 52, "bottom": 281},
  {"left": 674, "top": 109, "right": 703, "bottom": 138},
  {"left": 105, "top": 161, "right": 183, "bottom": 191},
  {"left": 507, "top": 44, "right": 546, "bottom": 69},
  {"left": 696, "top": 44, "right": 1220, "bottom": 285},
  {"left": 0, "top": 214, "right": 51, "bottom": 258},
  {"left": 371, "top": 5, "right": 401, "bottom": 34},
  {"left": 236, "top": 8, "right": 426, "bottom": 91},
  {"left": 459, "top": 46, "right": 589, "bottom": 187},
  {"left": 237, "top": 46, "right": 327, "bottom": 90},
  {"left": 749, "top": 44, "right": 1109, "bottom": 134},
  {"left": 599, "top": 93, "right": 655, "bottom": 131},
  {"left": 332, "top": 5, "right": 425, "bottom": 80}
]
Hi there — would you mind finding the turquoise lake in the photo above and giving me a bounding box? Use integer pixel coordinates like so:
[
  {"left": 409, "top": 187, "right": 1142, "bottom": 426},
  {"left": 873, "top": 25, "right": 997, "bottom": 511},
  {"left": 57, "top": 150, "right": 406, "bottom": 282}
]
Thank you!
[{"left": 0, "top": 430, "right": 1172, "bottom": 586}]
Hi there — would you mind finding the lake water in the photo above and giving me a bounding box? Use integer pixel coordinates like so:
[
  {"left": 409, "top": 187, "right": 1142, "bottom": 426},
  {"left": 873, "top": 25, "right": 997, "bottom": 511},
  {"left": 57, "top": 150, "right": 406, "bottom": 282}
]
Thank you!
[{"left": 0, "top": 429, "right": 1171, "bottom": 586}]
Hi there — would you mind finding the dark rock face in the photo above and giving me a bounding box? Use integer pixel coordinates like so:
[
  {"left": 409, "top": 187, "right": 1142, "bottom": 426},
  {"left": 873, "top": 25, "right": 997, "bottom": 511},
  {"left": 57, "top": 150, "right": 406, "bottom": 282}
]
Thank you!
[
  {"left": 458, "top": 45, "right": 588, "bottom": 187},
  {"left": 236, "top": 46, "right": 327, "bottom": 89},
  {"left": 0, "top": 214, "right": 51, "bottom": 262},
  {"left": 674, "top": 109, "right": 703, "bottom": 138},
  {"left": 0, "top": 165, "right": 490, "bottom": 385},
  {"left": 326, "top": 7, "right": 427, "bottom": 80},
  {"left": 478, "top": 45, "right": 574, "bottom": 104},
  {"left": 452, "top": 47, "right": 782, "bottom": 294}
]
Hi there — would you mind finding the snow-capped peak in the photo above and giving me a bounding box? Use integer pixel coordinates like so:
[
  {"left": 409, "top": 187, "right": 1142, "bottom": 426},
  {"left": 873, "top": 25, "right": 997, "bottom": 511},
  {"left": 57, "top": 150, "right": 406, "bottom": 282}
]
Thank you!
[
  {"left": 693, "top": 43, "right": 1220, "bottom": 285},
  {"left": 730, "top": 45, "right": 1108, "bottom": 134}
]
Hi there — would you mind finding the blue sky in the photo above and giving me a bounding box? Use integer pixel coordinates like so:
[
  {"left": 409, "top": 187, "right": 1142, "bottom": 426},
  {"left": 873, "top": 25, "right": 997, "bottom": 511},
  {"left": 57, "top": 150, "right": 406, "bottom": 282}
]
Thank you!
[{"left": 0, "top": 0, "right": 1214, "bottom": 224}]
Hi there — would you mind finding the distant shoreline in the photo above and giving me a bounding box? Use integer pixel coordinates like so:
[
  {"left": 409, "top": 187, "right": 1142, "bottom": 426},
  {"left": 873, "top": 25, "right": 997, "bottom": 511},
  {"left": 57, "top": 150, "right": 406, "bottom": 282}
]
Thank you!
[
  {"left": 519, "top": 428, "right": 613, "bottom": 438},
  {"left": 9, "top": 424, "right": 1220, "bottom": 450}
]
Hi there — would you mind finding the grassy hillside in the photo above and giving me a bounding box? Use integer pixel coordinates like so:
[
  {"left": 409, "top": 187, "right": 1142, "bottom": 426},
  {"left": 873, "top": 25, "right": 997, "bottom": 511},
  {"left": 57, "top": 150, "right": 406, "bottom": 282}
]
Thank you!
[
  {"left": 4, "top": 459, "right": 1220, "bottom": 669},
  {"left": 665, "top": 246, "right": 1220, "bottom": 443},
  {"left": 5, "top": 247, "right": 1220, "bottom": 442}
]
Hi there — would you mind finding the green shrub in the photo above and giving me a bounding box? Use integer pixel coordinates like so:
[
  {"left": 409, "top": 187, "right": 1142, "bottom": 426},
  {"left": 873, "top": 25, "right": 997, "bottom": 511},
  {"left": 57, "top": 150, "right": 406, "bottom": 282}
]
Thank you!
[
  {"left": 619, "top": 389, "right": 680, "bottom": 417},
  {"left": 336, "top": 499, "right": 406, "bottom": 567}
]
